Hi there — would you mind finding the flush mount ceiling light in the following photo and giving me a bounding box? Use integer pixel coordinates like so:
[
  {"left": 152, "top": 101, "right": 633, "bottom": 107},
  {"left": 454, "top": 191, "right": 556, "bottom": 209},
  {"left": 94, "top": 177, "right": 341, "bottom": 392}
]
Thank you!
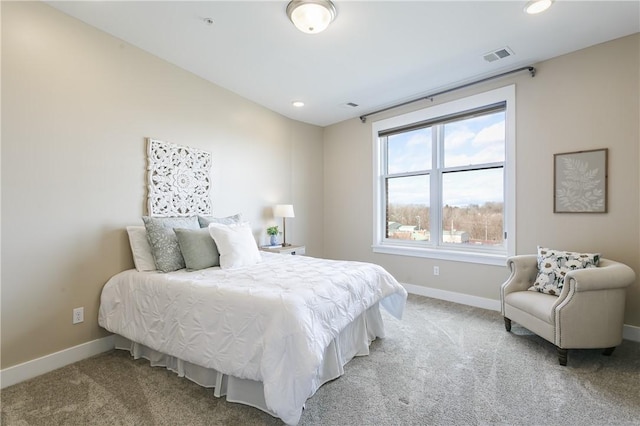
[
  {"left": 292, "top": 100, "right": 305, "bottom": 107},
  {"left": 286, "top": 0, "right": 337, "bottom": 34},
  {"left": 524, "top": 0, "right": 553, "bottom": 14}
]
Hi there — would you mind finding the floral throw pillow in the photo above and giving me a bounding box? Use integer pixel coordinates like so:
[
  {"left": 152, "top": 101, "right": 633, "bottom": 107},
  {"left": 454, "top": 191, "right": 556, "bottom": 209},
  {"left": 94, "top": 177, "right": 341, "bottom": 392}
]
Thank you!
[{"left": 528, "top": 246, "right": 600, "bottom": 296}]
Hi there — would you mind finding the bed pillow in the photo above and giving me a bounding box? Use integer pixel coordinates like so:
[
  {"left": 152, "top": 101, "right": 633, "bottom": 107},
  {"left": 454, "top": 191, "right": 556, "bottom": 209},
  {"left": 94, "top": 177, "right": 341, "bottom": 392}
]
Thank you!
[
  {"left": 208, "top": 222, "right": 261, "bottom": 269},
  {"left": 528, "top": 246, "right": 600, "bottom": 296},
  {"left": 198, "top": 213, "right": 242, "bottom": 228},
  {"left": 174, "top": 227, "right": 220, "bottom": 270},
  {"left": 126, "top": 226, "right": 157, "bottom": 272},
  {"left": 142, "top": 216, "right": 199, "bottom": 273}
]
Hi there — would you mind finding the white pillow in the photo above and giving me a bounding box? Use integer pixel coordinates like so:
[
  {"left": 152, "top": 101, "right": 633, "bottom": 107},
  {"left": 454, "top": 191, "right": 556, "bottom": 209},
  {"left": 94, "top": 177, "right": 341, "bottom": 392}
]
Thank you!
[
  {"left": 126, "top": 226, "right": 157, "bottom": 271},
  {"left": 208, "top": 222, "right": 261, "bottom": 269}
]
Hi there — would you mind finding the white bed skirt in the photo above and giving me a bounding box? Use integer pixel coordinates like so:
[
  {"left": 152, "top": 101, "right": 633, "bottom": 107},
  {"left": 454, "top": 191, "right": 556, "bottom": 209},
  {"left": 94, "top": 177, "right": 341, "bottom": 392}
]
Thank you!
[{"left": 113, "top": 302, "right": 385, "bottom": 419}]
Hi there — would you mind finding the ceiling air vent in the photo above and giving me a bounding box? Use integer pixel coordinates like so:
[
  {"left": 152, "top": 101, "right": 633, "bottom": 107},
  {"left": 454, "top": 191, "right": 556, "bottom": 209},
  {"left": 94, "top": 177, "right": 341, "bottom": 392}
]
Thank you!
[
  {"left": 344, "top": 102, "right": 359, "bottom": 108},
  {"left": 483, "top": 47, "right": 514, "bottom": 63}
]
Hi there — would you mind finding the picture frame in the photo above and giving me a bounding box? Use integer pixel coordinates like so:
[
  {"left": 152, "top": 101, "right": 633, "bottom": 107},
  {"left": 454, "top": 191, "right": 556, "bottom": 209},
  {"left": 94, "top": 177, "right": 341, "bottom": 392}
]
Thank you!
[{"left": 554, "top": 148, "right": 607, "bottom": 213}]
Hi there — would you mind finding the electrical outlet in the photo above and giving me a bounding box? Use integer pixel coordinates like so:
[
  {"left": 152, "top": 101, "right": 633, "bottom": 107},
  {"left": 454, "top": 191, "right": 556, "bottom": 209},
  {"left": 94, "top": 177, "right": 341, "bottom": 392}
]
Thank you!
[
  {"left": 433, "top": 266, "right": 440, "bottom": 276},
  {"left": 73, "top": 307, "right": 84, "bottom": 324}
]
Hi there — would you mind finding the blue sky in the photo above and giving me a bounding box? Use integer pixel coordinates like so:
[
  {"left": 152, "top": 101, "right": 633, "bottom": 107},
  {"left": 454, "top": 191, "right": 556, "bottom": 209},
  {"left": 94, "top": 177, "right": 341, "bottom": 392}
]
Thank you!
[{"left": 387, "top": 111, "right": 505, "bottom": 207}]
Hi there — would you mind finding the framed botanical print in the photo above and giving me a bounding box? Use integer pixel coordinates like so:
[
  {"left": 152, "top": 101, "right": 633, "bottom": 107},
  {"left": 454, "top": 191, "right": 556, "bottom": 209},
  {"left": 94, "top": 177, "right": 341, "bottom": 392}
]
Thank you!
[{"left": 554, "top": 148, "right": 607, "bottom": 213}]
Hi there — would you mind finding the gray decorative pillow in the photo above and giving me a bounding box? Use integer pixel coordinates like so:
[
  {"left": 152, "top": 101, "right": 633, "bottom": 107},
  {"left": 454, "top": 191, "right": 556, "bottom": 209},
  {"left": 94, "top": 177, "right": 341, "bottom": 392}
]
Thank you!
[
  {"left": 198, "top": 213, "right": 242, "bottom": 228},
  {"left": 142, "top": 216, "right": 199, "bottom": 273},
  {"left": 528, "top": 246, "right": 600, "bottom": 296},
  {"left": 174, "top": 227, "right": 220, "bottom": 270}
]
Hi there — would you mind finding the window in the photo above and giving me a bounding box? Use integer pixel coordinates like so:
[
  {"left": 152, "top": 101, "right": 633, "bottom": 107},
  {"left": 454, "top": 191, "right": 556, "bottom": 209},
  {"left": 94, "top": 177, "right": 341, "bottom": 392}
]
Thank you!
[{"left": 372, "top": 86, "right": 515, "bottom": 265}]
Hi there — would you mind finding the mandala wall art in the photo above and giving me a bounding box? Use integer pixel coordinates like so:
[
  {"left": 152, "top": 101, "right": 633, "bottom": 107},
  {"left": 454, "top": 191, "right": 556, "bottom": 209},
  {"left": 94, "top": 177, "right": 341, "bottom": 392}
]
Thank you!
[
  {"left": 554, "top": 148, "right": 607, "bottom": 213},
  {"left": 146, "top": 138, "right": 212, "bottom": 217}
]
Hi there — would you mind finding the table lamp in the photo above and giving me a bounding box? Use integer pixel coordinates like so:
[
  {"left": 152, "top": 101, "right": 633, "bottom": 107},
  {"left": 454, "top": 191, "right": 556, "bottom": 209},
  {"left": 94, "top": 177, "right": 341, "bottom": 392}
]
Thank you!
[{"left": 273, "top": 204, "right": 295, "bottom": 246}]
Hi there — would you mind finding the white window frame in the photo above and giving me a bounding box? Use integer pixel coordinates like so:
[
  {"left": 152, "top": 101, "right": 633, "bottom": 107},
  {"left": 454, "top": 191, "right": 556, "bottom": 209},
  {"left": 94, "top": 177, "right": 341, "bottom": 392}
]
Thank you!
[{"left": 372, "top": 85, "right": 516, "bottom": 266}]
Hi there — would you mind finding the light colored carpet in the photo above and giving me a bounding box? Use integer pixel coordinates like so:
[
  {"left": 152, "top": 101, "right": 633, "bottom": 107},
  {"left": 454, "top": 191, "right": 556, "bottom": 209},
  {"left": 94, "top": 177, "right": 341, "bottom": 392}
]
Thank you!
[{"left": 2, "top": 294, "right": 639, "bottom": 425}]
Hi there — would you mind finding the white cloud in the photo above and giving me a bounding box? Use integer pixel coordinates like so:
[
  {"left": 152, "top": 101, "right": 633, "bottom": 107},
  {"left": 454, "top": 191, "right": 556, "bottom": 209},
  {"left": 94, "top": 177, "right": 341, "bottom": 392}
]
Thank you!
[
  {"left": 473, "top": 121, "right": 504, "bottom": 146},
  {"left": 442, "top": 169, "right": 503, "bottom": 206},
  {"left": 406, "top": 131, "right": 429, "bottom": 147},
  {"left": 388, "top": 132, "right": 431, "bottom": 173},
  {"left": 388, "top": 175, "right": 429, "bottom": 205},
  {"left": 444, "top": 129, "right": 474, "bottom": 149}
]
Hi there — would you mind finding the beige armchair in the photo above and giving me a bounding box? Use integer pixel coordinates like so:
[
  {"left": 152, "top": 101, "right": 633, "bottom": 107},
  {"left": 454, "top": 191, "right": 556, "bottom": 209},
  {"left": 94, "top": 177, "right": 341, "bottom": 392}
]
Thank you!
[{"left": 500, "top": 255, "right": 635, "bottom": 366}]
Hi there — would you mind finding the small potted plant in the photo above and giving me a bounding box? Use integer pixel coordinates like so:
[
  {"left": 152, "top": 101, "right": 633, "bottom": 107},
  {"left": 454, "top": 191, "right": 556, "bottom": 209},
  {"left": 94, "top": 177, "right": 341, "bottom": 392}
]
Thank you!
[{"left": 266, "top": 226, "right": 279, "bottom": 246}]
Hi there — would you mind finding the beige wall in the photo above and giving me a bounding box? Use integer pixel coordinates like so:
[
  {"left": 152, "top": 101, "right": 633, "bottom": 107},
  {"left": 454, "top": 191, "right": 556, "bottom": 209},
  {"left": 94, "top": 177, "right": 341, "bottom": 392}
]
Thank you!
[
  {"left": 1, "top": 1, "right": 324, "bottom": 368},
  {"left": 324, "top": 34, "right": 640, "bottom": 327},
  {"left": 2, "top": 1, "right": 638, "bottom": 372}
]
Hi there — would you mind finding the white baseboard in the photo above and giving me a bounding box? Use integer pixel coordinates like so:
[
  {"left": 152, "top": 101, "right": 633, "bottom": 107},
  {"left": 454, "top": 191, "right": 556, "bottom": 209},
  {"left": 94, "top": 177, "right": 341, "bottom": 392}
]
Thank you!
[
  {"left": 1, "top": 335, "right": 115, "bottom": 389},
  {"left": 402, "top": 282, "right": 501, "bottom": 312},
  {"left": 623, "top": 323, "right": 640, "bottom": 342},
  {"left": 402, "top": 283, "right": 640, "bottom": 343}
]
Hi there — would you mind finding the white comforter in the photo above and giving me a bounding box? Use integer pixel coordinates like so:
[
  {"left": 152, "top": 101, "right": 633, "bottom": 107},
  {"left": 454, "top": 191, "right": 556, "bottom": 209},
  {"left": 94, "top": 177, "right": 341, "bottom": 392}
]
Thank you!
[{"left": 98, "top": 253, "right": 407, "bottom": 425}]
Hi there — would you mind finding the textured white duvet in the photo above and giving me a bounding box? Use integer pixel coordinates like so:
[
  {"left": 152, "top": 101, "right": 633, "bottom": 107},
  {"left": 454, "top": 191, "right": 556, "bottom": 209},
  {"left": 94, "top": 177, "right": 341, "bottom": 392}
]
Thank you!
[{"left": 99, "top": 253, "right": 407, "bottom": 424}]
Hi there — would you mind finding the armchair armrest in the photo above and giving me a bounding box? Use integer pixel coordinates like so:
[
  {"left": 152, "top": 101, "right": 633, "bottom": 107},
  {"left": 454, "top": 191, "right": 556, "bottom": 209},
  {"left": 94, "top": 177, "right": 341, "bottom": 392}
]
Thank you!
[
  {"left": 553, "top": 258, "right": 635, "bottom": 349},
  {"left": 502, "top": 255, "right": 538, "bottom": 295},
  {"left": 562, "top": 259, "right": 635, "bottom": 293}
]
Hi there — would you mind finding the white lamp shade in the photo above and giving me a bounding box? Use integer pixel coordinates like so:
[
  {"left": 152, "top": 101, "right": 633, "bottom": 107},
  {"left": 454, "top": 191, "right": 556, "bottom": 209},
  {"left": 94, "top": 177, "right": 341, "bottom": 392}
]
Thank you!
[{"left": 273, "top": 204, "right": 295, "bottom": 218}]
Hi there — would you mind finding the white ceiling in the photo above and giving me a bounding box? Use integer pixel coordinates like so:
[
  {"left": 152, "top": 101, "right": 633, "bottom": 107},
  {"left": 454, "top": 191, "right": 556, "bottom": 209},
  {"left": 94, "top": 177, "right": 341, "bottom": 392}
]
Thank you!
[{"left": 46, "top": 1, "right": 640, "bottom": 127}]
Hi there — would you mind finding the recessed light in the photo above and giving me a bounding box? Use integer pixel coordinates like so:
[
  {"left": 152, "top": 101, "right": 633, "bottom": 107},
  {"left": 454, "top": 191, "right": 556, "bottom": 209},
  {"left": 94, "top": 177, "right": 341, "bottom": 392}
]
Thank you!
[
  {"left": 292, "top": 101, "right": 305, "bottom": 107},
  {"left": 524, "top": 0, "right": 553, "bottom": 14}
]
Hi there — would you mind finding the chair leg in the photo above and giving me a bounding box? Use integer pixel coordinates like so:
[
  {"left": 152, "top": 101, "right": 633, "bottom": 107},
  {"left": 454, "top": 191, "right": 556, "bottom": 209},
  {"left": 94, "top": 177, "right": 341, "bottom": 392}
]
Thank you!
[
  {"left": 603, "top": 347, "right": 616, "bottom": 356},
  {"left": 557, "top": 347, "right": 568, "bottom": 366},
  {"left": 503, "top": 317, "right": 511, "bottom": 332}
]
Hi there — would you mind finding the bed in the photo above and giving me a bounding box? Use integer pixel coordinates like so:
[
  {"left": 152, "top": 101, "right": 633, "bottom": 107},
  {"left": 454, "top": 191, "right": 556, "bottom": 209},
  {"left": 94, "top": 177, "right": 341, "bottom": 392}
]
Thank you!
[
  {"left": 102, "top": 139, "right": 407, "bottom": 423},
  {"left": 99, "top": 250, "right": 407, "bottom": 425}
]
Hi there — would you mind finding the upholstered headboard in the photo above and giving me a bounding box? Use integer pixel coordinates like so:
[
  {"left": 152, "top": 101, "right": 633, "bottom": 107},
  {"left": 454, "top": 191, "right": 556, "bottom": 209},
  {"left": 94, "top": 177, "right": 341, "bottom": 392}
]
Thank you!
[{"left": 146, "top": 138, "right": 212, "bottom": 217}]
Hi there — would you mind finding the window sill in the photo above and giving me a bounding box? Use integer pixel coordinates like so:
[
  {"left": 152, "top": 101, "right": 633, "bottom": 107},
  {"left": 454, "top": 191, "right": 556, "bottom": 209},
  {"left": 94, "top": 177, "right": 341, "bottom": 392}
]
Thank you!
[{"left": 371, "top": 244, "right": 507, "bottom": 266}]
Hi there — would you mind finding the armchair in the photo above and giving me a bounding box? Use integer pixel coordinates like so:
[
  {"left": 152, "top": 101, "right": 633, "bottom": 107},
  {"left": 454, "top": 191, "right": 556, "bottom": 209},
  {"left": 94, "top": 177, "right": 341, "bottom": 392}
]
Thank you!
[{"left": 500, "top": 255, "right": 635, "bottom": 366}]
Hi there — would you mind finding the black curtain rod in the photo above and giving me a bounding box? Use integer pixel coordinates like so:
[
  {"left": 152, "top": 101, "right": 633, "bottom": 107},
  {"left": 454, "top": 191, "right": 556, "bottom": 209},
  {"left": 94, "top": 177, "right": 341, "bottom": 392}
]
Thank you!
[{"left": 359, "top": 65, "right": 536, "bottom": 123}]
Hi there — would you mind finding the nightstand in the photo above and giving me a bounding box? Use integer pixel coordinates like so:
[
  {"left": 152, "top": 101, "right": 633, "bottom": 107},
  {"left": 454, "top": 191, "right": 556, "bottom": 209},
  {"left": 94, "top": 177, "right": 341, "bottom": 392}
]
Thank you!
[{"left": 260, "top": 245, "right": 306, "bottom": 255}]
